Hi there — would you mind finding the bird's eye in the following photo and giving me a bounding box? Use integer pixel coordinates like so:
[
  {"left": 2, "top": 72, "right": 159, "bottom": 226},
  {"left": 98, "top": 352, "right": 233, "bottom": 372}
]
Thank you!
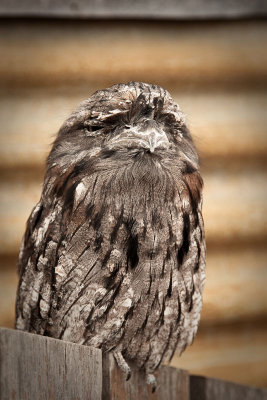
[
  {"left": 125, "top": 125, "right": 131, "bottom": 129},
  {"left": 89, "top": 125, "right": 103, "bottom": 132},
  {"left": 84, "top": 124, "right": 104, "bottom": 137}
]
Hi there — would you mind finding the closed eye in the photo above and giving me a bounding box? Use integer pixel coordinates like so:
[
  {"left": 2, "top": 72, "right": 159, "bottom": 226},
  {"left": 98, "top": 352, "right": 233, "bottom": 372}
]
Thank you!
[
  {"left": 89, "top": 125, "right": 103, "bottom": 132},
  {"left": 84, "top": 124, "right": 104, "bottom": 137}
]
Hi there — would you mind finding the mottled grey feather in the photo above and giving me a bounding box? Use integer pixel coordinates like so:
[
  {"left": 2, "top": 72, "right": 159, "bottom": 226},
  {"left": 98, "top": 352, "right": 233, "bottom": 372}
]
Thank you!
[{"left": 16, "top": 81, "right": 205, "bottom": 382}]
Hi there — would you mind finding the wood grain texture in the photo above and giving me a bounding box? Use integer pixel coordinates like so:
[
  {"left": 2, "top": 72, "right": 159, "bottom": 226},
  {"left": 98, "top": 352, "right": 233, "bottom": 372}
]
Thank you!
[
  {"left": 190, "top": 375, "right": 267, "bottom": 400},
  {"left": 0, "top": 0, "right": 266, "bottom": 19},
  {"left": 171, "top": 320, "right": 267, "bottom": 388},
  {"left": 102, "top": 353, "right": 189, "bottom": 400},
  {"left": 0, "top": 327, "right": 102, "bottom": 400},
  {"left": 0, "top": 21, "right": 266, "bottom": 88},
  {"left": 1, "top": 327, "right": 266, "bottom": 399},
  {"left": 201, "top": 245, "right": 267, "bottom": 323}
]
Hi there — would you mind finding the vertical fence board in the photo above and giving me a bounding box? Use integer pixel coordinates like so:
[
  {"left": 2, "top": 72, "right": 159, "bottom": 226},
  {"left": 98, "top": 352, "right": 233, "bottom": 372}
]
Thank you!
[
  {"left": 1, "top": 327, "right": 267, "bottom": 400},
  {"left": 0, "top": 327, "right": 102, "bottom": 400},
  {"left": 102, "top": 353, "right": 189, "bottom": 400},
  {"left": 190, "top": 375, "right": 267, "bottom": 400}
]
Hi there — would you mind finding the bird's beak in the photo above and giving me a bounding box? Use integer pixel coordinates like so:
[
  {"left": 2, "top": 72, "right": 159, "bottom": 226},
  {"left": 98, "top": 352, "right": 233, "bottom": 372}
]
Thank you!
[
  {"left": 144, "top": 126, "right": 169, "bottom": 152},
  {"left": 107, "top": 120, "right": 170, "bottom": 152},
  {"left": 147, "top": 132, "right": 157, "bottom": 153}
]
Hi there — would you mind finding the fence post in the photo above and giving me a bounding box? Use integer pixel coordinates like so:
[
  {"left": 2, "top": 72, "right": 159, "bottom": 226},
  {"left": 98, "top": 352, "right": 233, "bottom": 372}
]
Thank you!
[
  {"left": 0, "top": 327, "right": 102, "bottom": 400},
  {"left": 102, "top": 352, "right": 190, "bottom": 400},
  {"left": 190, "top": 375, "right": 267, "bottom": 400},
  {"left": 1, "top": 327, "right": 267, "bottom": 400}
]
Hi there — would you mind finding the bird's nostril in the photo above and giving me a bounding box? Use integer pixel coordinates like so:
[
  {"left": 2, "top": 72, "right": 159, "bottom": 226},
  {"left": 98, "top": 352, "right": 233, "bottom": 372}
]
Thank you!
[{"left": 144, "top": 119, "right": 157, "bottom": 129}]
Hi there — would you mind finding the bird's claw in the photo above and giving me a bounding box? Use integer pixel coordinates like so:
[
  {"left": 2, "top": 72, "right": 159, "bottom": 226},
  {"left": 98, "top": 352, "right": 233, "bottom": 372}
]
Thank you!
[
  {"left": 113, "top": 351, "right": 132, "bottom": 381},
  {"left": 146, "top": 373, "right": 157, "bottom": 392}
]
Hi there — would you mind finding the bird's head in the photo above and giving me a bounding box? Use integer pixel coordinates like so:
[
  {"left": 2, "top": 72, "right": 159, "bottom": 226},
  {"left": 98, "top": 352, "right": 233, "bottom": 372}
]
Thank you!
[{"left": 50, "top": 82, "right": 199, "bottom": 172}]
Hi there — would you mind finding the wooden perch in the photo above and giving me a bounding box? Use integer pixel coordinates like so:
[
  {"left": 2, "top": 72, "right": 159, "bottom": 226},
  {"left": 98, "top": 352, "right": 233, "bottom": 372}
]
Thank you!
[
  {"left": 0, "top": 327, "right": 102, "bottom": 400},
  {"left": 0, "top": 327, "right": 266, "bottom": 400}
]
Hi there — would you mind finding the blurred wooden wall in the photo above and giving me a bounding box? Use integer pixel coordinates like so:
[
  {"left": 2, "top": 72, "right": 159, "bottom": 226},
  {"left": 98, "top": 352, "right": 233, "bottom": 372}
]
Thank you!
[{"left": 0, "top": 17, "right": 266, "bottom": 388}]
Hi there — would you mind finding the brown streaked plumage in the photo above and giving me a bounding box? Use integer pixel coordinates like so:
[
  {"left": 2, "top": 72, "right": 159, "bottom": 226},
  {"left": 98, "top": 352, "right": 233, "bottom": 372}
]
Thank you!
[{"left": 16, "top": 82, "right": 206, "bottom": 389}]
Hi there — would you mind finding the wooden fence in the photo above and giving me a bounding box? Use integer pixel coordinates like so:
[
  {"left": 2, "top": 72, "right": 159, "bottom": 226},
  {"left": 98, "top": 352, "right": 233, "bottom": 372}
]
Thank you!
[{"left": 1, "top": 327, "right": 266, "bottom": 400}]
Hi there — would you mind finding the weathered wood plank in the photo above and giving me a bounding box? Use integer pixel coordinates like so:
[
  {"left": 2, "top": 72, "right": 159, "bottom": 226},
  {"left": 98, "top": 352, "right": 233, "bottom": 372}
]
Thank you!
[
  {"left": 171, "top": 320, "right": 267, "bottom": 388},
  {"left": 201, "top": 245, "right": 267, "bottom": 324},
  {"left": 0, "top": 327, "right": 102, "bottom": 400},
  {"left": 1, "top": 327, "right": 266, "bottom": 400},
  {"left": 0, "top": 21, "right": 266, "bottom": 88},
  {"left": 102, "top": 353, "right": 189, "bottom": 400},
  {"left": 0, "top": 0, "right": 266, "bottom": 19},
  {"left": 190, "top": 375, "right": 267, "bottom": 400}
]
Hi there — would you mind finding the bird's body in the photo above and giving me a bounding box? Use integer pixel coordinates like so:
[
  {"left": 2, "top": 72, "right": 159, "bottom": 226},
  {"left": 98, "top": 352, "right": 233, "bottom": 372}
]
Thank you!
[{"left": 16, "top": 82, "right": 205, "bottom": 385}]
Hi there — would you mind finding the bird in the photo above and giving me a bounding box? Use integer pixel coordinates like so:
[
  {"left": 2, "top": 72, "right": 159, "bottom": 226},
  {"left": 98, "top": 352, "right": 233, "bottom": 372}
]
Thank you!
[{"left": 15, "top": 81, "right": 206, "bottom": 390}]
